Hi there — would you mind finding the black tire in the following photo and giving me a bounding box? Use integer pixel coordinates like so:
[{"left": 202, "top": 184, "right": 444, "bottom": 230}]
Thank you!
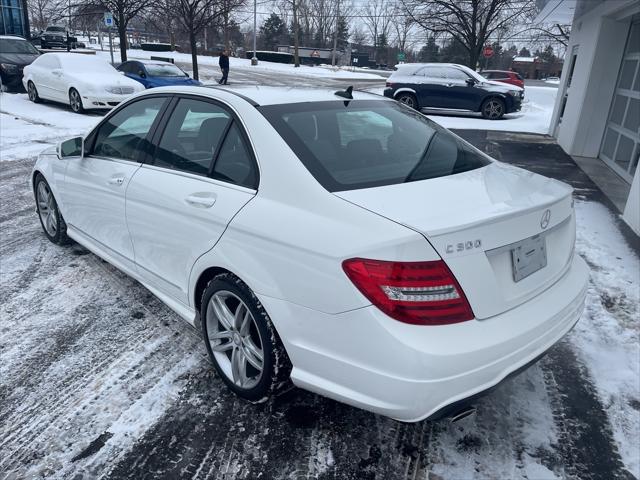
[
  {"left": 34, "top": 174, "right": 71, "bottom": 245},
  {"left": 396, "top": 92, "right": 419, "bottom": 110},
  {"left": 69, "top": 88, "right": 84, "bottom": 113},
  {"left": 201, "top": 273, "right": 292, "bottom": 402},
  {"left": 41, "top": 41, "right": 47, "bottom": 49},
  {"left": 27, "top": 81, "right": 41, "bottom": 103},
  {"left": 481, "top": 97, "right": 506, "bottom": 120}
]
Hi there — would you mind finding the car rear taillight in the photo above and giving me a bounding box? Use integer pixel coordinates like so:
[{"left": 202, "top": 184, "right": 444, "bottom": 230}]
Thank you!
[
  {"left": 342, "top": 258, "right": 474, "bottom": 326},
  {"left": 385, "top": 81, "right": 394, "bottom": 87}
]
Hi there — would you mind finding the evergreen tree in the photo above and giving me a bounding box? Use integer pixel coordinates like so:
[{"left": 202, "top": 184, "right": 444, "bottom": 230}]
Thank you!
[
  {"left": 418, "top": 36, "right": 439, "bottom": 62},
  {"left": 518, "top": 46, "right": 531, "bottom": 57},
  {"left": 260, "top": 13, "right": 286, "bottom": 51}
]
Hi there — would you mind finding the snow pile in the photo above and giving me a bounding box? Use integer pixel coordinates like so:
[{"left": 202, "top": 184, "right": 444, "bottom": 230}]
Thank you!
[
  {"left": 0, "top": 93, "right": 102, "bottom": 161},
  {"left": 93, "top": 48, "right": 385, "bottom": 80},
  {"left": 572, "top": 200, "right": 640, "bottom": 477}
]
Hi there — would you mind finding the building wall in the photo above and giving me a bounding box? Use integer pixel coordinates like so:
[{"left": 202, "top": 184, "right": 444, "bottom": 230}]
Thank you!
[
  {"left": 0, "top": 0, "right": 26, "bottom": 37},
  {"left": 548, "top": 0, "right": 640, "bottom": 234}
]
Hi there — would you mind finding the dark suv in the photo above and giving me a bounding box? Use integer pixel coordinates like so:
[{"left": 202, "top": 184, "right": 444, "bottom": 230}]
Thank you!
[{"left": 384, "top": 63, "right": 524, "bottom": 119}]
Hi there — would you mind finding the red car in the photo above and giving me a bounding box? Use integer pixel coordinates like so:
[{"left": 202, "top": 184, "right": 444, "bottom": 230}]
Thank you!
[{"left": 482, "top": 70, "right": 525, "bottom": 89}]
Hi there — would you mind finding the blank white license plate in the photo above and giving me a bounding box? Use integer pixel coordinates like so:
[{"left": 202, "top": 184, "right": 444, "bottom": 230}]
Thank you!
[{"left": 511, "top": 235, "right": 547, "bottom": 282}]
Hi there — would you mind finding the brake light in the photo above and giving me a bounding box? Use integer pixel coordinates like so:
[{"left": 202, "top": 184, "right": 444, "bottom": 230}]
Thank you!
[{"left": 342, "top": 258, "right": 474, "bottom": 325}]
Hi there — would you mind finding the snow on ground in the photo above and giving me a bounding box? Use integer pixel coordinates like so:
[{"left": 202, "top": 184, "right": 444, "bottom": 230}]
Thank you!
[
  {"left": 0, "top": 93, "right": 102, "bottom": 161},
  {"left": 92, "top": 48, "right": 385, "bottom": 80},
  {"left": 363, "top": 85, "right": 556, "bottom": 135},
  {"left": 573, "top": 200, "right": 640, "bottom": 477}
]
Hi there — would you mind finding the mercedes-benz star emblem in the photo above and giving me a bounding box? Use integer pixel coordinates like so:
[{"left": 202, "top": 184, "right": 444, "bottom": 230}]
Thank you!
[{"left": 540, "top": 209, "right": 551, "bottom": 230}]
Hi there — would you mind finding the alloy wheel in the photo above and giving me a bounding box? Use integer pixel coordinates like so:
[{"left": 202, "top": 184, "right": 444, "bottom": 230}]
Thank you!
[
  {"left": 69, "top": 90, "right": 82, "bottom": 113},
  {"left": 36, "top": 181, "right": 58, "bottom": 237},
  {"left": 398, "top": 94, "right": 416, "bottom": 109},
  {"left": 483, "top": 99, "right": 504, "bottom": 119},
  {"left": 206, "top": 290, "right": 265, "bottom": 389},
  {"left": 28, "top": 83, "right": 37, "bottom": 102}
]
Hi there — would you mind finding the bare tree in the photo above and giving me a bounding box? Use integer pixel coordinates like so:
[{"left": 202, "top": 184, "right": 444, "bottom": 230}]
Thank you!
[
  {"left": 169, "top": 0, "right": 244, "bottom": 80},
  {"left": 96, "top": 0, "right": 152, "bottom": 62},
  {"left": 28, "top": 0, "right": 66, "bottom": 31},
  {"left": 392, "top": 4, "right": 414, "bottom": 53},
  {"left": 404, "top": 0, "right": 536, "bottom": 68},
  {"left": 361, "top": 0, "right": 392, "bottom": 62}
]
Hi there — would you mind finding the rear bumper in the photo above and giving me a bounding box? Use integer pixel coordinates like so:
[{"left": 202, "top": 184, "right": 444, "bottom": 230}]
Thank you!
[{"left": 259, "top": 255, "right": 589, "bottom": 422}]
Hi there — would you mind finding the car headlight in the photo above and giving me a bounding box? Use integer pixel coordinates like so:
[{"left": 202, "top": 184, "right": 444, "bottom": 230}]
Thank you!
[{"left": 0, "top": 63, "right": 18, "bottom": 72}]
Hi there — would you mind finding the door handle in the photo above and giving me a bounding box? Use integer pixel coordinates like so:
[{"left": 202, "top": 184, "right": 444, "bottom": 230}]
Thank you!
[
  {"left": 185, "top": 193, "right": 216, "bottom": 208},
  {"left": 108, "top": 176, "right": 125, "bottom": 186}
]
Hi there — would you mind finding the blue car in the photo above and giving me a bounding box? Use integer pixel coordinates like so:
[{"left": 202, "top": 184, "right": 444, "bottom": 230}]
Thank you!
[{"left": 117, "top": 60, "right": 202, "bottom": 88}]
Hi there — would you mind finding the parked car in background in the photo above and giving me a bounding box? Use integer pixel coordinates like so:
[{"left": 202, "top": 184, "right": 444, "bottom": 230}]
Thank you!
[
  {"left": 23, "top": 52, "right": 144, "bottom": 113},
  {"left": 481, "top": 70, "right": 525, "bottom": 89},
  {"left": 31, "top": 86, "right": 588, "bottom": 422},
  {"left": 31, "top": 26, "right": 78, "bottom": 49},
  {"left": 117, "top": 59, "right": 202, "bottom": 88},
  {"left": 545, "top": 76, "right": 561, "bottom": 84},
  {"left": 384, "top": 63, "right": 524, "bottom": 119},
  {"left": 0, "top": 35, "right": 40, "bottom": 92}
]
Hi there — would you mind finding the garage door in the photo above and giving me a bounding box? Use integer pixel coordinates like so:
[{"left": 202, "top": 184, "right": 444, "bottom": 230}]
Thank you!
[{"left": 600, "top": 21, "right": 640, "bottom": 183}]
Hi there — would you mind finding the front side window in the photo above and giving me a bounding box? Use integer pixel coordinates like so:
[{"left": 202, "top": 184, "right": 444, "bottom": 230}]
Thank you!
[
  {"left": 37, "top": 55, "right": 60, "bottom": 69},
  {"left": 445, "top": 68, "right": 471, "bottom": 81},
  {"left": 155, "top": 98, "right": 232, "bottom": 176},
  {"left": 259, "top": 100, "right": 491, "bottom": 192},
  {"left": 91, "top": 97, "right": 167, "bottom": 161}
]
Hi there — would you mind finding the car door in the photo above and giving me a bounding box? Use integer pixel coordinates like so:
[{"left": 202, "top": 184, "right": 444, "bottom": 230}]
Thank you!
[
  {"left": 32, "top": 55, "right": 59, "bottom": 99},
  {"left": 414, "top": 66, "right": 449, "bottom": 108},
  {"left": 47, "top": 56, "right": 69, "bottom": 102},
  {"left": 61, "top": 96, "right": 170, "bottom": 271},
  {"left": 125, "top": 96, "right": 258, "bottom": 304},
  {"left": 440, "top": 67, "right": 479, "bottom": 110}
]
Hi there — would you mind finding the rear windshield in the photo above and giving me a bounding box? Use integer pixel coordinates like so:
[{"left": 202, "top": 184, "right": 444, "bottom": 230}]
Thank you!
[
  {"left": 259, "top": 100, "right": 491, "bottom": 192},
  {"left": 46, "top": 26, "right": 66, "bottom": 32},
  {"left": 145, "top": 63, "right": 186, "bottom": 77}
]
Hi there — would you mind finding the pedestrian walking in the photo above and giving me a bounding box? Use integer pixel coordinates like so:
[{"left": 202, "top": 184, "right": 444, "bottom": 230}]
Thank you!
[{"left": 218, "top": 50, "right": 230, "bottom": 85}]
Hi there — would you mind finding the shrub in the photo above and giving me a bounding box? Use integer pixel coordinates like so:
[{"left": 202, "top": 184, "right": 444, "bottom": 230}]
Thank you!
[
  {"left": 141, "top": 43, "right": 177, "bottom": 52},
  {"left": 245, "top": 51, "right": 293, "bottom": 64}
]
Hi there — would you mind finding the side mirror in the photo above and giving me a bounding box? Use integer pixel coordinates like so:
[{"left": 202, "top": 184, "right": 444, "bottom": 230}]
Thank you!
[
  {"left": 465, "top": 78, "right": 476, "bottom": 87},
  {"left": 138, "top": 70, "right": 146, "bottom": 78},
  {"left": 57, "top": 136, "right": 84, "bottom": 159}
]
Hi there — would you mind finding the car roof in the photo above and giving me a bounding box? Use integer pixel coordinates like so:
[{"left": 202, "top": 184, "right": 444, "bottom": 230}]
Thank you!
[
  {"left": 136, "top": 85, "right": 388, "bottom": 106},
  {"left": 0, "top": 35, "right": 27, "bottom": 40},
  {"left": 396, "top": 62, "right": 467, "bottom": 69},
  {"left": 135, "top": 59, "right": 177, "bottom": 66}
]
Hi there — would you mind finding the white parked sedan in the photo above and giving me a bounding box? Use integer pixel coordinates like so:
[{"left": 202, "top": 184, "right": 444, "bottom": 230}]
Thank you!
[
  {"left": 31, "top": 86, "right": 589, "bottom": 422},
  {"left": 22, "top": 52, "right": 144, "bottom": 113}
]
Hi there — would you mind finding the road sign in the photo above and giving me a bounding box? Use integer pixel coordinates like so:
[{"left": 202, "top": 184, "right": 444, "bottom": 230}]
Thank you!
[
  {"left": 483, "top": 45, "right": 494, "bottom": 58},
  {"left": 397, "top": 52, "right": 406, "bottom": 62},
  {"left": 104, "top": 12, "right": 113, "bottom": 28}
]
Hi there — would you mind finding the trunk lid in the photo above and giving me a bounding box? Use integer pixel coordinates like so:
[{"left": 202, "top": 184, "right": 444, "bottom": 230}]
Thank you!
[{"left": 335, "top": 162, "right": 576, "bottom": 319}]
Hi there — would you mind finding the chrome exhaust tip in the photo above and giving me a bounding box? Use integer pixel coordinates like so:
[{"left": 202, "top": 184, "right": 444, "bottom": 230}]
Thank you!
[{"left": 450, "top": 406, "right": 476, "bottom": 423}]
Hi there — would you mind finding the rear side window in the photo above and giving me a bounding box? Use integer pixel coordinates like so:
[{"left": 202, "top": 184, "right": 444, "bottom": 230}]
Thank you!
[
  {"left": 155, "top": 98, "right": 231, "bottom": 176},
  {"left": 91, "top": 96, "right": 167, "bottom": 161},
  {"left": 212, "top": 123, "right": 258, "bottom": 189},
  {"left": 259, "top": 100, "right": 491, "bottom": 192}
]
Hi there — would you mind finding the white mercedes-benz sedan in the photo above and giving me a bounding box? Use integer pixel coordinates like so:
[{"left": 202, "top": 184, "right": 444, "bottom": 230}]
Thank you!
[
  {"left": 31, "top": 85, "right": 589, "bottom": 422},
  {"left": 23, "top": 52, "right": 144, "bottom": 113}
]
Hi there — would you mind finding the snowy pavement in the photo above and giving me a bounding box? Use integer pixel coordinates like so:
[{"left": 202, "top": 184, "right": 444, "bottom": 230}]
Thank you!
[{"left": 0, "top": 82, "right": 639, "bottom": 480}]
